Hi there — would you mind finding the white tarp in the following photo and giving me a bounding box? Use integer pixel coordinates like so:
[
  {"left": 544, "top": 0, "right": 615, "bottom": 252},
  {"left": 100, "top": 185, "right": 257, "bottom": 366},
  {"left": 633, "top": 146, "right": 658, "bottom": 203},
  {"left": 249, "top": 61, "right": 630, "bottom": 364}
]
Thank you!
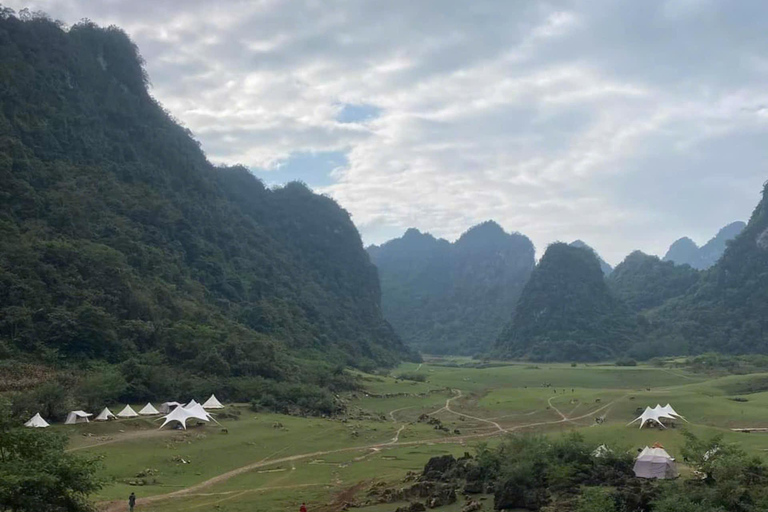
[
  {"left": 65, "top": 410, "right": 92, "bottom": 425},
  {"left": 633, "top": 446, "right": 678, "bottom": 479},
  {"left": 202, "top": 394, "right": 224, "bottom": 409},
  {"left": 139, "top": 403, "right": 160, "bottom": 415},
  {"left": 117, "top": 405, "right": 139, "bottom": 418},
  {"left": 159, "top": 402, "right": 182, "bottom": 414},
  {"left": 24, "top": 412, "right": 49, "bottom": 428},
  {"left": 94, "top": 407, "right": 116, "bottom": 421}
]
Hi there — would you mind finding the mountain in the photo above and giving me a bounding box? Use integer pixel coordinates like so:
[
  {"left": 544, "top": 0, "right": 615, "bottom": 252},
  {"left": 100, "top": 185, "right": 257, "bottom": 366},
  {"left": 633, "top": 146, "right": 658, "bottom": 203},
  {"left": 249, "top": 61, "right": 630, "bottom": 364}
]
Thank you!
[
  {"left": 646, "top": 186, "right": 768, "bottom": 356},
  {"left": 369, "top": 221, "right": 535, "bottom": 355},
  {"left": 0, "top": 13, "right": 412, "bottom": 404},
  {"left": 495, "top": 243, "right": 636, "bottom": 361},
  {"left": 608, "top": 251, "right": 700, "bottom": 312},
  {"left": 662, "top": 221, "right": 746, "bottom": 270},
  {"left": 569, "top": 240, "right": 613, "bottom": 275}
]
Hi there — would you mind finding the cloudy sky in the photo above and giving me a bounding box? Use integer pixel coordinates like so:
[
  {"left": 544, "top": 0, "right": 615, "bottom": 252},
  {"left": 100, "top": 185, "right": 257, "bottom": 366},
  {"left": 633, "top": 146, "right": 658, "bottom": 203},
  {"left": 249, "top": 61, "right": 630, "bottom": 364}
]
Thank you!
[{"left": 8, "top": 0, "right": 768, "bottom": 263}]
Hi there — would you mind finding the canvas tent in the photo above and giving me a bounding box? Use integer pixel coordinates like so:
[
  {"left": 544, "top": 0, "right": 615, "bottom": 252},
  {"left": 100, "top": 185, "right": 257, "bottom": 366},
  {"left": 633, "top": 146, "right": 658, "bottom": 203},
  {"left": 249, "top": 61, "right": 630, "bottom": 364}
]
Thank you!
[
  {"left": 159, "top": 403, "right": 220, "bottom": 430},
  {"left": 65, "top": 410, "right": 92, "bottom": 425},
  {"left": 185, "top": 399, "right": 198, "bottom": 409},
  {"left": 628, "top": 407, "right": 665, "bottom": 429},
  {"left": 202, "top": 394, "right": 224, "bottom": 409},
  {"left": 633, "top": 446, "right": 678, "bottom": 479},
  {"left": 139, "top": 403, "right": 160, "bottom": 415},
  {"left": 658, "top": 404, "right": 687, "bottom": 422},
  {"left": 95, "top": 407, "right": 116, "bottom": 421},
  {"left": 159, "top": 402, "right": 183, "bottom": 414},
  {"left": 117, "top": 405, "right": 139, "bottom": 418},
  {"left": 24, "top": 413, "right": 49, "bottom": 428}
]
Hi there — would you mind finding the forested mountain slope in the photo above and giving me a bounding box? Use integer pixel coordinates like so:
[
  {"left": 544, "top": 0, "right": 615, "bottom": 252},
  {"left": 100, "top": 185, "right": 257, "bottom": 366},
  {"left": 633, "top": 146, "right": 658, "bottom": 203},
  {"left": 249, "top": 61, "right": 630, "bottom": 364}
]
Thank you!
[
  {"left": 368, "top": 221, "right": 535, "bottom": 355},
  {"left": 647, "top": 185, "right": 768, "bottom": 356},
  {"left": 608, "top": 251, "right": 700, "bottom": 312},
  {"left": 495, "top": 243, "right": 637, "bottom": 361},
  {"left": 569, "top": 240, "right": 613, "bottom": 275},
  {"left": 0, "top": 12, "right": 411, "bottom": 403},
  {"left": 663, "top": 221, "right": 745, "bottom": 269}
]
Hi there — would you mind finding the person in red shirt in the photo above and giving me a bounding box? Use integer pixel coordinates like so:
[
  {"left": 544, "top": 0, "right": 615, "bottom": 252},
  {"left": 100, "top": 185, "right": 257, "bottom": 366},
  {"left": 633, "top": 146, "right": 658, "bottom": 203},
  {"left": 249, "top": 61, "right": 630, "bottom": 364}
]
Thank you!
[{"left": 300, "top": 503, "right": 308, "bottom": 512}]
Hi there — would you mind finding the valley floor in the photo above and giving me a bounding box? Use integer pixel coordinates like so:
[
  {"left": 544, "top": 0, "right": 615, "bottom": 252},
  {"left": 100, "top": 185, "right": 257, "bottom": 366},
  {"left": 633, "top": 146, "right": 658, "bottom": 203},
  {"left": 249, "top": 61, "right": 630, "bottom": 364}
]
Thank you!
[{"left": 57, "top": 359, "right": 768, "bottom": 512}]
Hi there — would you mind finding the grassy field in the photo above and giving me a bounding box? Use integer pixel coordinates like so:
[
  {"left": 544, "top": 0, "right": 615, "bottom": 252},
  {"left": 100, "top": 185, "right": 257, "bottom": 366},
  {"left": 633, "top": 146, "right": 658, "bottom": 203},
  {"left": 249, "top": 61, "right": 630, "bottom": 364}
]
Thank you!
[{"left": 54, "top": 360, "right": 768, "bottom": 512}]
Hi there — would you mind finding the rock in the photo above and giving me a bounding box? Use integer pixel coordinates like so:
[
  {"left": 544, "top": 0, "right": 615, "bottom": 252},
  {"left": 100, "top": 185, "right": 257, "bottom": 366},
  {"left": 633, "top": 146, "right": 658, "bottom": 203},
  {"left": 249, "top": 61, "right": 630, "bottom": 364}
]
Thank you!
[
  {"left": 462, "top": 500, "right": 482, "bottom": 512},
  {"left": 422, "top": 455, "right": 456, "bottom": 480},
  {"left": 453, "top": 429, "right": 461, "bottom": 435}
]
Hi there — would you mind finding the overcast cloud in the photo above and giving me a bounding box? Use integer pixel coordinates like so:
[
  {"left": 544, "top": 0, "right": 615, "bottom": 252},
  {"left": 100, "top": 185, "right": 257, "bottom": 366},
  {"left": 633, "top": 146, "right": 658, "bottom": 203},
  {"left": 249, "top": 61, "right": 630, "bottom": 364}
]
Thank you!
[{"left": 7, "top": 0, "right": 768, "bottom": 263}]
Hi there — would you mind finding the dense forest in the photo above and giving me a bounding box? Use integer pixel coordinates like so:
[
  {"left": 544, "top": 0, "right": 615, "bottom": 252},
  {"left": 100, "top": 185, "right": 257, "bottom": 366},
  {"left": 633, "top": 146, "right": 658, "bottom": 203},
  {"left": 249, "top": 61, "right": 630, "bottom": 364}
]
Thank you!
[
  {"left": 569, "top": 240, "right": 612, "bottom": 275},
  {"left": 368, "top": 222, "right": 534, "bottom": 355},
  {"left": 662, "top": 221, "right": 745, "bottom": 270},
  {"left": 494, "top": 243, "right": 637, "bottom": 361},
  {"left": 0, "top": 10, "right": 414, "bottom": 414}
]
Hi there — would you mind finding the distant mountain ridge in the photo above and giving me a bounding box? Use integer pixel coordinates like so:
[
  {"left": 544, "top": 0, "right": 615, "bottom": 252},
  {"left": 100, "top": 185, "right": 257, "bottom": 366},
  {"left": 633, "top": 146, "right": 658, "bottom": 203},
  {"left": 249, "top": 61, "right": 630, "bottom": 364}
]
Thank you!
[
  {"left": 569, "top": 240, "right": 613, "bottom": 275},
  {"left": 368, "top": 221, "right": 535, "bottom": 355},
  {"left": 663, "top": 221, "right": 746, "bottom": 269}
]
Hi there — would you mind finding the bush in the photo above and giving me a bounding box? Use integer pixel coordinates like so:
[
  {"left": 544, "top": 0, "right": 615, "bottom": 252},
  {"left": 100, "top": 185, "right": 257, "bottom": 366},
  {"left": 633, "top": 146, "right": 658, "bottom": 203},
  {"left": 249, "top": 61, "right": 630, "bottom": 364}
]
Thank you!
[
  {"left": 615, "top": 358, "right": 637, "bottom": 367},
  {"left": 395, "top": 372, "right": 427, "bottom": 382}
]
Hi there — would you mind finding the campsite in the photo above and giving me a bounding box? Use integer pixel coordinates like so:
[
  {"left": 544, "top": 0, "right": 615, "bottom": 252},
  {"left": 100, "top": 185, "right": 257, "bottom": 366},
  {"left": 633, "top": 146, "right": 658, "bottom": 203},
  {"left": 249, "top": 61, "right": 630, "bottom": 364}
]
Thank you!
[{"left": 31, "top": 359, "right": 768, "bottom": 512}]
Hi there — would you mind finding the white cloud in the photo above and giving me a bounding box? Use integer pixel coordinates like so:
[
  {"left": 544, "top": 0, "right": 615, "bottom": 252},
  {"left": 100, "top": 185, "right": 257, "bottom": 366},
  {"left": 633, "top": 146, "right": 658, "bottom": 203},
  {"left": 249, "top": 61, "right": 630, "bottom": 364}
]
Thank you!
[{"left": 6, "top": 0, "right": 768, "bottom": 264}]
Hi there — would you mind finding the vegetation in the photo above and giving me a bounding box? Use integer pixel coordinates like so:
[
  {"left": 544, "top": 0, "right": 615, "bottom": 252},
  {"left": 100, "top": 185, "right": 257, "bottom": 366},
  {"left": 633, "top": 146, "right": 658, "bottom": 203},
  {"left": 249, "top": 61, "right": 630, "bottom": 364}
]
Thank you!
[
  {"left": 608, "top": 251, "right": 700, "bottom": 312},
  {"left": 662, "top": 221, "right": 745, "bottom": 270},
  {"left": 0, "top": 10, "right": 414, "bottom": 412},
  {"left": 495, "top": 243, "right": 637, "bottom": 361},
  {"left": 369, "top": 222, "right": 534, "bottom": 355}
]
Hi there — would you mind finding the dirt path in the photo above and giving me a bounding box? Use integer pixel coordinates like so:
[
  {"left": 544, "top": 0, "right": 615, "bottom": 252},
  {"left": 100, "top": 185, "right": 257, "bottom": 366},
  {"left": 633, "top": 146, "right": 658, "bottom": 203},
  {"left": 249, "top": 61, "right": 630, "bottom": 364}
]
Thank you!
[
  {"left": 547, "top": 396, "right": 569, "bottom": 421},
  {"left": 98, "top": 391, "right": 624, "bottom": 511}
]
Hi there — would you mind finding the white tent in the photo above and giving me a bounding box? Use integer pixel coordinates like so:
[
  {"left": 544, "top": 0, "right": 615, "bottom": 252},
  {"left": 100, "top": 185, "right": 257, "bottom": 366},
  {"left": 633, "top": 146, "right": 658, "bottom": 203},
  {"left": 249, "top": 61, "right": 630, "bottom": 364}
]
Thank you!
[
  {"left": 159, "top": 404, "right": 211, "bottom": 430},
  {"left": 94, "top": 407, "right": 116, "bottom": 421},
  {"left": 184, "top": 399, "right": 199, "bottom": 409},
  {"left": 633, "top": 446, "right": 678, "bottom": 479},
  {"left": 159, "top": 402, "right": 183, "bottom": 414},
  {"left": 65, "top": 410, "right": 92, "bottom": 425},
  {"left": 628, "top": 407, "right": 666, "bottom": 429},
  {"left": 24, "top": 413, "right": 49, "bottom": 428},
  {"left": 139, "top": 403, "right": 160, "bottom": 415},
  {"left": 117, "top": 405, "right": 139, "bottom": 418},
  {"left": 202, "top": 394, "right": 224, "bottom": 410},
  {"left": 660, "top": 404, "right": 687, "bottom": 422}
]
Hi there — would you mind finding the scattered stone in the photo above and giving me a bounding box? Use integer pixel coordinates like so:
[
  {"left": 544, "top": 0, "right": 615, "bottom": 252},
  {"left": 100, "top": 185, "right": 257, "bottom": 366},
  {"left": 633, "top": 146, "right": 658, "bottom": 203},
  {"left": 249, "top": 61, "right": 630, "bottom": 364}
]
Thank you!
[{"left": 462, "top": 500, "right": 482, "bottom": 512}]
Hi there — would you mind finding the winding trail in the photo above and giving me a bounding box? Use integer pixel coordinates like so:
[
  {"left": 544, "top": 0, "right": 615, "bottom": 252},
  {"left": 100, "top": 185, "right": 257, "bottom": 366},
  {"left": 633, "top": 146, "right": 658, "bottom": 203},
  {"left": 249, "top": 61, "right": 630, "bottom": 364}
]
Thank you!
[{"left": 98, "top": 390, "right": 623, "bottom": 512}]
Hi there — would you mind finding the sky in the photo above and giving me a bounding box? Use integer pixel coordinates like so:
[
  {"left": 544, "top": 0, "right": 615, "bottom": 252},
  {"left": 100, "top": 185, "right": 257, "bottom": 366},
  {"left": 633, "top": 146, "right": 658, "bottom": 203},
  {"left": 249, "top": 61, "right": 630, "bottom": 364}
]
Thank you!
[{"left": 7, "top": 0, "right": 768, "bottom": 264}]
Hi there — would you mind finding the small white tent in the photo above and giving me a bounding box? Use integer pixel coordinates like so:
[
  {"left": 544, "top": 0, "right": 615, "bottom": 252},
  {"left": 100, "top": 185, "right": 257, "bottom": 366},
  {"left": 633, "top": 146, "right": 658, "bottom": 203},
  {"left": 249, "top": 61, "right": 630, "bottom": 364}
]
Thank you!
[
  {"left": 65, "top": 410, "right": 92, "bottom": 425},
  {"left": 139, "top": 403, "right": 160, "bottom": 415},
  {"left": 159, "top": 402, "right": 182, "bottom": 414},
  {"left": 202, "top": 394, "right": 224, "bottom": 409},
  {"left": 117, "top": 405, "right": 139, "bottom": 418},
  {"left": 159, "top": 404, "right": 212, "bottom": 430},
  {"left": 184, "top": 399, "right": 199, "bottom": 409},
  {"left": 94, "top": 407, "right": 116, "bottom": 421},
  {"left": 24, "top": 413, "right": 49, "bottom": 428},
  {"left": 633, "top": 446, "right": 678, "bottom": 479}
]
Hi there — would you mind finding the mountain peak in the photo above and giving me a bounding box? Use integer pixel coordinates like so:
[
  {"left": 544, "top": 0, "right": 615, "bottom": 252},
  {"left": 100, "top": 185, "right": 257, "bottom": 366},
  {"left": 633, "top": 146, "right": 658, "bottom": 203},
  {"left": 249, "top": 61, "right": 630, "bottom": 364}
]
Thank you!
[
  {"left": 663, "top": 222, "right": 745, "bottom": 269},
  {"left": 569, "top": 240, "right": 613, "bottom": 275}
]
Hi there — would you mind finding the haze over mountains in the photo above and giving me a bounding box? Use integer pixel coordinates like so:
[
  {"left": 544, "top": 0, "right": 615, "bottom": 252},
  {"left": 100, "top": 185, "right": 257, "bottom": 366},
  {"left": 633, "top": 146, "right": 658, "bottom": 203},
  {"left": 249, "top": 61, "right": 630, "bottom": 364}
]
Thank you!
[{"left": 663, "top": 221, "right": 746, "bottom": 270}]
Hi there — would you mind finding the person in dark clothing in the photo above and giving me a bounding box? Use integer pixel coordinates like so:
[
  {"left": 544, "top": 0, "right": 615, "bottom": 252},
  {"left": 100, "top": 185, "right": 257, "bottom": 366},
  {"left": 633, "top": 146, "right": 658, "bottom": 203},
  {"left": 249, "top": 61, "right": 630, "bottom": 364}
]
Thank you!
[
  {"left": 129, "top": 492, "right": 136, "bottom": 512},
  {"left": 300, "top": 503, "right": 307, "bottom": 512}
]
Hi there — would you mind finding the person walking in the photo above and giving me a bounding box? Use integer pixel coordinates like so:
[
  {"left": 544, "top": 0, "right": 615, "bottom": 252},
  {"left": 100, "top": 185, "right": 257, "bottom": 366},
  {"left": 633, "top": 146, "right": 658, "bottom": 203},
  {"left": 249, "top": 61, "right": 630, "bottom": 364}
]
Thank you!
[
  {"left": 129, "top": 492, "right": 136, "bottom": 512},
  {"left": 300, "top": 502, "right": 307, "bottom": 512}
]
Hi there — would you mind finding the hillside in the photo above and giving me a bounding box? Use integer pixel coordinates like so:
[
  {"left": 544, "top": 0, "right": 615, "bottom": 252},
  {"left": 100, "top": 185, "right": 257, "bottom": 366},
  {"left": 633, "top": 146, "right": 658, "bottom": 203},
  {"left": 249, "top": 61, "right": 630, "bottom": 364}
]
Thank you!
[
  {"left": 569, "top": 240, "right": 613, "bottom": 275},
  {"left": 0, "top": 13, "right": 411, "bottom": 406},
  {"left": 663, "top": 221, "right": 745, "bottom": 269},
  {"left": 495, "top": 243, "right": 637, "bottom": 361},
  {"left": 647, "top": 185, "right": 768, "bottom": 356},
  {"left": 608, "top": 251, "right": 700, "bottom": 312},
  {"left": 368, "top": 221, "right": 535, "bottom": 355}
]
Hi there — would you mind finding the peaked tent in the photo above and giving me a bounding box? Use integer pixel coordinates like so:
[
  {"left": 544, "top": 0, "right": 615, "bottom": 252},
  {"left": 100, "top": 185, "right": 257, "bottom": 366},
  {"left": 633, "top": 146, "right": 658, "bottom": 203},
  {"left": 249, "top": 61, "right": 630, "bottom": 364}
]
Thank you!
[
  {"left": 65, "top": 410, "right": 92, "bottom": 425},
  {"left": 159, "top": 404, "right": 211, "bottom": 430},
  {"left": 95, "top": 407, "right": 116, "bottom": 421},
  {"left": 661, "top": 404, "right": 687, "bottom": 422},
  {"left": 159, "top": 402, "right": 183, "bottom": 414},
  {"left": 652, "top": 405, "right": 678, "bottom": 423},
  {"left": 202, "top": 394, "right": 224, "bottom": 409},
  {"left": 24, "top": 413, "right": 49, "bottom": 428},
  {"left": 185, "top": 399, "right": 198, "bottom": 409},
  {"left": 628, "top": 407, "right": 666, "bottom": 429},
  {"left": 633, "top": 446, "right": 678, "bottom": 479},
  {"left": 139, "top": 403, "right": 160, "bottom": 415},
  {"left": 186, "top": 403, "right": 221, "bottom": 425},
  {"left": 117, "top": 405, "right": 139, "bottom": 418}
]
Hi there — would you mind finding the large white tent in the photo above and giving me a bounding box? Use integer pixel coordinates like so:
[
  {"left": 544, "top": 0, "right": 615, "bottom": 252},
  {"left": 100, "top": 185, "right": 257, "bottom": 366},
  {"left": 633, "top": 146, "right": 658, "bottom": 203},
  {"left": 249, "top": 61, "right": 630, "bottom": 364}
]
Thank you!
[
  {"left": 202, "top": 394, "right": 224, "bottom": 410},
  {"left": 628, "top": 404, "right": 686, "bottom": 429},
  {"left": 658, "top": 404, "right": 687, "bottom": 422},
  {"left": 95, "top": 407, "right": 116, "bottom": 421},
  {"left": 159, "top": 402, "right": 183, "bottom": 414},
  {"left": 159, "top": 402, "right": 220, "bottom": 430},
  {"left": 139, "top": 403, "right": 160, "bottom": 415},
  {"left": 117, "top": 405, "right": 139, "bottom": 418},
  {"left": 633, "top": 446, "right": 678, "bottom": 479},
  {"left": 65, "top": 410, "right": 92, "bottom": 425},
  {"left": 185, "top": 399, "right": 199, "bottom": 409},
  {"left": 24, "top": 413, "right": 49, "bottom": 428}
]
